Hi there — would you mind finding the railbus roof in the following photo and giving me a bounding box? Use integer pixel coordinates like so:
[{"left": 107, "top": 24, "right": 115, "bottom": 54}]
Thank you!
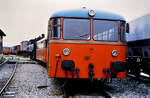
[{"left": 51, "top": 9, "right": 125, "bottom": 21}]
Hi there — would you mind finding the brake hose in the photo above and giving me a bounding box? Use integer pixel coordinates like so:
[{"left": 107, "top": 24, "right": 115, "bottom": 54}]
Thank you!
[{"left": 54, "top": 55, "right": 60, "bottom": 78}]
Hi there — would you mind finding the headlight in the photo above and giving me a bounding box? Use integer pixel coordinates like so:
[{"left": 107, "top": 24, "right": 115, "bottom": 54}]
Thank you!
[
  {"left": 63, "top": 48, "right": 70, "bottom": 56},
  {"left": 112, "top": 50, "right": 118, "bottom": 57},
  {"left": 88, "top": 9, "right": 95, "bottom": 17}
]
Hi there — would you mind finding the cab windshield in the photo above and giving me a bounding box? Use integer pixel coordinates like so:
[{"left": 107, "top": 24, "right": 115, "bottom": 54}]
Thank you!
[
  {"left": 93, "top": 20, "right": 118, "bottom": 41},
  {"left": 63, "top": 19, "right": 118, "bottom": 41},
  {"left": 63, "top": 19, "right": 90, "bottom": 40},
  {"left": 50, "top": 18, "right": 125, "bottom": 42}
]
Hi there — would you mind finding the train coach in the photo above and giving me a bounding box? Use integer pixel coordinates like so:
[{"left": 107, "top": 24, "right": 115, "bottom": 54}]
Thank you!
[
  {"left": 10, "top": 45, "right": 21, "bottom": 55},
  {"left": 45, "top": 9, "right": 129, "bottom": 80},
  {"left": 3, "top": 47, "right": 10, "bottom": 55},
  {"left": 36, "top": 39, "right": 48, "bottom": 64}
]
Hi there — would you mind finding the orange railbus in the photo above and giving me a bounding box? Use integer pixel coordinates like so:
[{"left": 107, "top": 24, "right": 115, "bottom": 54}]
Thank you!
[{"left": 46, "top": 9, "right": 129, "bottom": 80}]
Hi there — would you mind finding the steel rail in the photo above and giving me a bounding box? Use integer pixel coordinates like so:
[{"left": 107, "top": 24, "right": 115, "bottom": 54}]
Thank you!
[
  {"left": 103, "top": 90, "right": 112, "bottom": 98},
  {"left": 0, "top": 61, "right": 18, "bottom": 95},
  {"left": 0, "top": 59, "right": 8, "bottom": 67},
  {"left": 127, "top": 73, "right": 150, "bottom": 83},
  {"left": 59, "top": 80, "right": 112, "bottom": 98}
]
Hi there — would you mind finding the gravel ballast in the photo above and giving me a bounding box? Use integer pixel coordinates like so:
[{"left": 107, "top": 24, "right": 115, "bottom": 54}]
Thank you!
[
  {"left": 0, "top": 64, "right": 14, "bottom": 80},
  {"left": 5, "top": 62, "right": 150, "bottom": 98},
  {"left": 8, "top": 63, "right": 62, "bottom": 98}
]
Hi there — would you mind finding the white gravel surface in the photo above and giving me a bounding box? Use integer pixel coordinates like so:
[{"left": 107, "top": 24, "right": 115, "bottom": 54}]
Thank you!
[
  {"left": 4, "top": 61, "right": 150, "bottom": 98},
  {"left": 7, "top": 63, "right": 62, "bottom": 98},
  {"left": 0, "top": 64, "right": 14, "bottom": 80},
  {"left": 0, "top": 63, "right": 15, "bottom": 98},
  {"left": 107, "top": 78, "right": 150, "bottom": 98}
]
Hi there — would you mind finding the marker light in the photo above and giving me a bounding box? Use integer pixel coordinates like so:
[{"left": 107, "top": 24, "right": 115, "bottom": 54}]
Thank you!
[
  {"left": 63, "top": 48, "right": 70, "bottom": 56},
  {"left": 112, "top": 50, "right": 118, "bottom": 57},
  {"left": 88, "top": 9, "right": 96, "bottom": 17}
]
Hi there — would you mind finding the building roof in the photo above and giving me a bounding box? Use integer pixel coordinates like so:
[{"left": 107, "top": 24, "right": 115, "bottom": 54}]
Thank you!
[
  {"left": 51, "top": 9, "right": 125, "bottom": 21},
  {"left": 0, "top": 29, "right": 6, "bottom": 36}
]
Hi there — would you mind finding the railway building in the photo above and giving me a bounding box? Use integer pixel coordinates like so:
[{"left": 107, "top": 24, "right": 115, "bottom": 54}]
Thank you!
[{"left": 0, "top": 29, "right": 6, "bottom": 57}]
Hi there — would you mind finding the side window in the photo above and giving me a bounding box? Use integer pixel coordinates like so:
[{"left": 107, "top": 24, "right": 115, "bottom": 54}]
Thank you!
[
  {"left": 128, "top": 51, "right": 132, "bottom": 56},
  {"left": 132, "top": 48, "right": 142, "bottom": 56},
  {"left": 144, "top": 50, "right": 149, "bottom": 57},
  {"left": 37, "top": 42, "right": 42, "bottom": 49},
  {"left": 120, "top": 21, "right": 126, "bottom": 42},
  {"left": 48, "top": 20, "right": 51, "bottom": 39},
  {"left": 50, "top": 18, "right": 61, "bottom": 39},
  {"left": 45, "top": 40, "right": 48, "bottom": 48},
  {"left": 37, "top": 41, "right": 45, "bottom": 49}
]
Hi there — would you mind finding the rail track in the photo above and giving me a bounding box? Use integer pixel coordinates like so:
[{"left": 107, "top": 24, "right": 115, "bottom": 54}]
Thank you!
[
  {"left": 0, "top": 59, "right": 8, "bottom": 67},
  {"left": 0, "top": 60, "right": 18, "bottom": 96},
  {"left": 127, "top": 73, "right": 150, "bottom": 84},
  {"left": 54, "top": 79, "right": 112, "bottom": 98}
]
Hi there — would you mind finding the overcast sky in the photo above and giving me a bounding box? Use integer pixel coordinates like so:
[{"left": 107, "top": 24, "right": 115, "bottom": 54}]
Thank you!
[{"left": 0, "top": 0, "right": 150, "bottom": 46}]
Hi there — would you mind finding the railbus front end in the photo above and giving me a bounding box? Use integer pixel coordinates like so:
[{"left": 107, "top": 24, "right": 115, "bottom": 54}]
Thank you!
[{"left": 47, "top": 9, "right": 128, "bottom": 80}]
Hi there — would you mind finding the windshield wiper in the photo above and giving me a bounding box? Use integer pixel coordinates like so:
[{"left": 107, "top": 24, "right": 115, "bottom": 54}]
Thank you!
[{"left": 79, "top": 33, "right": 89, "bottom": 38}]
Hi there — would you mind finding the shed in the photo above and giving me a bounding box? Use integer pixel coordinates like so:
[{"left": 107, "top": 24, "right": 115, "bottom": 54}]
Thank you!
[{"left": 0, "top": 29, "right": 6, "bottom": 54}]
